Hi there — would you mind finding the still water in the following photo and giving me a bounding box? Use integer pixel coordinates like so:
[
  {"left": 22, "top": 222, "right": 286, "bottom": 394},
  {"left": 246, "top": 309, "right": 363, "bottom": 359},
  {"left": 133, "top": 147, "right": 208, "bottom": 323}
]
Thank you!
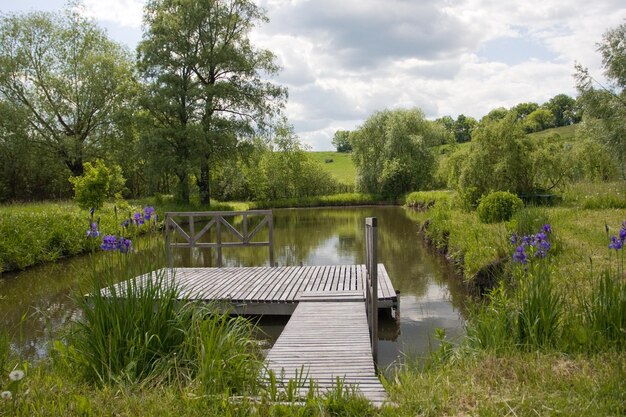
[{"left": 0, "top": 206, "right": 466, "bottom": 370}]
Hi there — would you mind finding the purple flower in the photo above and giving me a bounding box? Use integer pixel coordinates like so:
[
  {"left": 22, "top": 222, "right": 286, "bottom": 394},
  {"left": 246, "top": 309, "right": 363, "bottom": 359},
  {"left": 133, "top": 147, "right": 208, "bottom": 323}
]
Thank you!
[
  {"left": 86, "top": 222, "right": 100, "bottom": 238},
  {"left": 90, "top": 207, "right": 95, "bottom": 217},
  {"left": 619, "top": 226, "right": 626, "bottom": 242},
  {"left": 609, "top": 235, "right": 623, "bottom": 251},
  {"left": 535, "top": 240, "right": 552, "bottom": 258},
  {"left": 133, "top": 212, "right": 144, "bottom": 226},
  {"left": 117, "top": 238, "right": 132, "bottom": 254},
  {"left": 121, "top": 219, "right": 130, "bottom": 229},
  {"left": 101, "top": 235, "right": 118, "bottom": 251},
  {"left": 143, "top": 206, "right": 155, "bottom": 221},
  {"left": 513, "top": 245, "right": 528, "bottom": 264},
  {"left": 542, "top": 224, "right": 552, "bottom": 234},
  {"left": 510, "top": 233, "right": 519, "bottom": 245}
]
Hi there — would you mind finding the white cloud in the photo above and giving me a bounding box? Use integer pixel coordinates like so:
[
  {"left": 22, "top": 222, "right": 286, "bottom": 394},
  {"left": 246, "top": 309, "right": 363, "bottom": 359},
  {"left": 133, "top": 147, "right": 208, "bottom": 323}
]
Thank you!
[
  {"left": 5, "top": 0, "right": 624, "bottom": 150},
  {"left": 81, "top": 0, "right": 144, "bottom": 29},
  {"left": 252, "top": 0, "right": 626, "bottom": 149}
]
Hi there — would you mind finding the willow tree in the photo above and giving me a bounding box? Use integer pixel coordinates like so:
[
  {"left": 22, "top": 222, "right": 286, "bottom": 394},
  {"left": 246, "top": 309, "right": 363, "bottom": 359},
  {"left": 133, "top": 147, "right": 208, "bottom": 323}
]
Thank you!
[
  {"left": 138, "top": 0, "right": 286, "bottom": 204},
  {"left": 0, "top": 8, "right": 135, "bottom": 176},
  {"left": 351, "top": 108, "right": 437, "bottom": 197}
]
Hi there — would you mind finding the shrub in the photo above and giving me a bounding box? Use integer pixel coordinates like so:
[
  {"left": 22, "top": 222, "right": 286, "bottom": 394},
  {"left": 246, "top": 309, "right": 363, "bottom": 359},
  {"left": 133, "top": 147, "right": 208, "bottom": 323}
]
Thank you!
[
  {"left": 69, "top": 159, "right": 125, "bottom": 210},
  {"left": 405, "top": 190, "right": 452, "bottom": 210},
  {"left": 477, "top": 191, "right": 524, "bottom": 223}
]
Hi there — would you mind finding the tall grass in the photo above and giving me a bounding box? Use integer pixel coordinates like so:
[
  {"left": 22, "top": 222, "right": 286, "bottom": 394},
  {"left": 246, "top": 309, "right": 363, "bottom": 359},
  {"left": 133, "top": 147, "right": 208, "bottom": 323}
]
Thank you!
[
  {"left": 465, "top": 284, "right": 514, "bottom": 352},
  {"left": 63, "top": 249, "right": 263, "bottom": 389},
  {"left": 186, "top": 311, "right": 261, "bottom": 395},
  {"left": 0, "top": 329, "right": 8, "bottom": 376},
  {"left": 250, "top": 193, "right": 395, "bottom": 209},
  {"left": 514, "top": 261, "right": 563, "bottom": 349},
  {"left": 582, "top": 243, "right": 626, "bottom": 350},
  {"left": 405, "top": 190, "right": 453, "bottom": 210}
]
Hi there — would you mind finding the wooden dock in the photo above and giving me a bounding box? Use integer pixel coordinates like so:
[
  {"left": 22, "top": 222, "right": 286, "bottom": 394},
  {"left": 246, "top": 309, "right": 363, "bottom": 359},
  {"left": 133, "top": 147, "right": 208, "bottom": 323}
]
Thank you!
[
  {"left": 111, "top": 264, "right": 398, "bottom": 315},
  {"left": 264, "top": 300, "right": 388, "bottom": 405},
  {"left": 103, "top": 212, "right": 395, "bottom": 406}
]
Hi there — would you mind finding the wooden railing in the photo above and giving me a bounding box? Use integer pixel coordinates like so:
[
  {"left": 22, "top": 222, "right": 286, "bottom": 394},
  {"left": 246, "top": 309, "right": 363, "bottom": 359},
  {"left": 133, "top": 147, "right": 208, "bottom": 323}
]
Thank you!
[
  {"left": 165, "top": 210, "right": 274, "bottom": 268},
  {"left": 364, "top": 217, "right": 378, "bottom": 365}
]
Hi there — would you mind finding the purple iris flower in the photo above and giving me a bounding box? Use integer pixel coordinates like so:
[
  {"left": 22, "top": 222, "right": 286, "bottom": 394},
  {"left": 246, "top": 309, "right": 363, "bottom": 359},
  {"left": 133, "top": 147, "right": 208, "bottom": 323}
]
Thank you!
[
  {"left": 510, "top": 233, "right": 519, "bottom": 245},
  {"left": 513, "top": 245, "right": 528, "bottom": 264},
  {"left": 133, "top": 212, "right": 144, "bottom": 225},
  {"left": 609, "top": 235, "right": 623, "bottom": 251},
  {"left": 90, "top": 207, "right": 95, "bottom": 217},
  {"left": 101, "top": 235, "right": 118, "bottom": 251},
  {"left": 86, "top": 222, "right": 100, "bottom": 238},
  {"left": 117, "top": 238, "right": 132, "bottom": 254},
  {"left": 542, "top": 224, "right": 552, "bottom": 234},
  {"left": 619, "top": 227, "right": 626, "bottom": 242},
  {"left": 143, "top": 206, "right": 155, "bottom": 221},
  {"left": 121, "top": 219, "right": 130, "bottom": 229}
]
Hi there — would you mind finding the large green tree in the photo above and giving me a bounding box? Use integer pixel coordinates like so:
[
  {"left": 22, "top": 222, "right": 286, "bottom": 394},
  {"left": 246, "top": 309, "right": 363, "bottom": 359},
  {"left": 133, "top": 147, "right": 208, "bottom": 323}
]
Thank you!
[
  {"left": 543, "top": 94, "right": 581, "bottom": 127},
  {"left": 332, "top": 130, "right": 352, "bottom": 152},
  {"left": 0, "top": 8, "right": 135, "bottom": 176},
  {"left": 351, "top": 108, "right": 437, "bottom": 197},
  {"left": 576, "top": 23, "right": 626, "bottom": 178},
  {"left": 138, "top": 0, "right": 286, "bottom": 204},
  {"left": 458, "top": 113, "right": 534, "bottom": 205}
]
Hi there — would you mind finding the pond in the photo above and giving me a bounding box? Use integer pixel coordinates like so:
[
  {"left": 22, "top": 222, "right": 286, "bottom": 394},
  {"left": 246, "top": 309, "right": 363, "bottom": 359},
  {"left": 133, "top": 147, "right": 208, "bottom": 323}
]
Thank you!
[{"left": 0, "top": 206, "right": 466, "bottom": 370}]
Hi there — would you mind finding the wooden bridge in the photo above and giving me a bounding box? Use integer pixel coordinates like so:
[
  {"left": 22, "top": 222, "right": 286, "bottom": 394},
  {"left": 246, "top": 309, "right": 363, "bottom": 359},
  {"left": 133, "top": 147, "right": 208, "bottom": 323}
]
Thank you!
[{"left": 107, "top": 211, "right": 397, "bottom": 405}]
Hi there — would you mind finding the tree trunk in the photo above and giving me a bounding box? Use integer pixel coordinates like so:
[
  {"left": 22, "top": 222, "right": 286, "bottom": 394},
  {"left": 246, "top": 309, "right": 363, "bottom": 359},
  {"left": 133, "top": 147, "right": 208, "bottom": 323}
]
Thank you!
[
  {"left": 65, "top": 158, "right": 84, "bottom": 177},
  {"left": 177, "top": 170, "right": 190, "bottom": 203},
  {"left": 198, "top": 156, "right": 211, "bottom": 206}
]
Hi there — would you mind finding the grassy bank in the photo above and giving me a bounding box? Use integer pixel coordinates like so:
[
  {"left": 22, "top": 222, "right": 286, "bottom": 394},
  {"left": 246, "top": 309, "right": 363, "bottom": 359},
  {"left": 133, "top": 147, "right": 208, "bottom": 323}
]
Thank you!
[
  {"left": 408, "top": 184, "right": 625, "bottom": 289},
  {"left": 395, "top": 184, "right": 626, "bottom": 416},
  {"left": 0, "top": 193, "right": 401, "bottom": 272}
]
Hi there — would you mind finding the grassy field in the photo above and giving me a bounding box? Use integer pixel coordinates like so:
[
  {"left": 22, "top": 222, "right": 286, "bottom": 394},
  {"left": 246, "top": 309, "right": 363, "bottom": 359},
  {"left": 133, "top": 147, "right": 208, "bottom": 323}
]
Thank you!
[
  {"left": 309, "top": 151, "right": 356, "bottom": 185},
  {"left": 527, "top": 123, "right": 577, "bottom": 141}
]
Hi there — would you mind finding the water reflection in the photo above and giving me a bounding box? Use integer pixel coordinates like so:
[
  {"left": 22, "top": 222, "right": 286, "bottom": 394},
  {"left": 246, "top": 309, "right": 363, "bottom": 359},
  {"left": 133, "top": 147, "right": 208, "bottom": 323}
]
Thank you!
[{"left": 0, "top": 206, "right": 466, "bottom": 368}]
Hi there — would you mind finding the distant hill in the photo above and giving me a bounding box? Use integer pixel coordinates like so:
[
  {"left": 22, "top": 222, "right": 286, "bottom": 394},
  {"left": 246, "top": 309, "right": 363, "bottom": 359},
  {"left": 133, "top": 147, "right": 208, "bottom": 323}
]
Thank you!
[
  {"left": 309, "top": 151, "right": 356, "bottom": 185},
  {"left": 311, "top": 125, "right": 579, "bottom": 187}
]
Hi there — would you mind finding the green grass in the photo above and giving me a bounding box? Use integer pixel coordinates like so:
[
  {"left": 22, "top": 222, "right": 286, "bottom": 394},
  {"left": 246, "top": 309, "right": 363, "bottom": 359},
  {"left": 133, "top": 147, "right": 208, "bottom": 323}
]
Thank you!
[
  {"left": 405, "top": 190, "right": 453, "bottom": 209},
  {"left": 527, "top": 124, "right": 578, "bottom": 142},
  {"left": 387, "top": 351, "right": 626, "bottom": 417},
  {"left": 250, "top": 193, "right": 399, "bottom": 209},
  {"left": 0, "top": 198, "right": 246, "bottom": 272},
  {"left": 308, "top": 151, "right": 356, "bottom": 186}
]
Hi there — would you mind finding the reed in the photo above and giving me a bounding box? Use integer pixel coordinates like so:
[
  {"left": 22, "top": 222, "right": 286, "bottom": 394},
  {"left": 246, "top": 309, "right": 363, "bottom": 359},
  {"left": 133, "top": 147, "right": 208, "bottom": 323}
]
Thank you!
[
  {"left": 65, "top": 248, "right": 263, "bottom": 387},
  {"left": 582, "top": 244, "right": 626, "bottom": 350}
]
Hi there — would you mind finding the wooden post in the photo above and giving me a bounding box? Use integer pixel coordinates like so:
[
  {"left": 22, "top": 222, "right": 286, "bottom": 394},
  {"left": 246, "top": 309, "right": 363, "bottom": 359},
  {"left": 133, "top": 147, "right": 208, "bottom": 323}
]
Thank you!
[
  {"left": 365, "top": 217, "right": 378, "bottom": 365},
  {"left": 166, "top": 216, "right": 172, "bottom": 271},
  {"left": 268, "top": 212, "right": 275, "bottom": 267},
  {"left": 216, "top": 218, "right": 222, "bottom": 267}
]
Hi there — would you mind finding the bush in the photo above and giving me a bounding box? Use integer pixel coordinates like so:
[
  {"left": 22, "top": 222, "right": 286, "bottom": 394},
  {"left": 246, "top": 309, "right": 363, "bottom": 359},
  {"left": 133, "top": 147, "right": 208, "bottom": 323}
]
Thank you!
[
  {"left": 405, "top": 190, "right": 452, "bottom": 210},
  {"left": 69, "top": 159, "right": 125, "bottom": 210},
  {"left": 477, "top": 191, "right": 524, "bottom": 223}
]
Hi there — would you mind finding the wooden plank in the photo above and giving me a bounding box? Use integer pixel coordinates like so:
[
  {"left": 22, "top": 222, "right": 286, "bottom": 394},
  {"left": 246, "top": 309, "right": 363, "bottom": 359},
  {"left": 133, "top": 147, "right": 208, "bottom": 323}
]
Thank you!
[
  {"left": 102, "top": 264, "right": 397, "bottom": 312},
  {"left": 265, "top": 301, "right": 387, "bottom": 405}
]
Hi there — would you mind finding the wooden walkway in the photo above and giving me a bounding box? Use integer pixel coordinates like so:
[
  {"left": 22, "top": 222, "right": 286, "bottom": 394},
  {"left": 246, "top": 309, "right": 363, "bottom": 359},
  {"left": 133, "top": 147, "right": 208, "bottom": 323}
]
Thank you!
[
  {"left": 109, "top": 264, "right": 397, "bottom": 315},
  {"left": 103, "top": 212, "right": 395, "bottom": 406},
  {"left": 264, "top": 300, "right": 388, "bottom": 405}
]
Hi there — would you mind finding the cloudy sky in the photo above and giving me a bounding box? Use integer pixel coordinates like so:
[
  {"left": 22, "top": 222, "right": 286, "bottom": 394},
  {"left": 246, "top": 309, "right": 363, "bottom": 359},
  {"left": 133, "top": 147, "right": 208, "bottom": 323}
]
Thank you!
[{"left": 1, "top": 0, "right": 625, "bottom": 150}]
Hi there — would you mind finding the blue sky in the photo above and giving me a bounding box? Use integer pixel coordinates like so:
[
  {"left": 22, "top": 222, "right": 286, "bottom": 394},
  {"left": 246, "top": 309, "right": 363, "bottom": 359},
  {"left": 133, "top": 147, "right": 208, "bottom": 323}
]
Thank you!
[{"left": 1, "top": 0, "right": 625, "bottom": 150}]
